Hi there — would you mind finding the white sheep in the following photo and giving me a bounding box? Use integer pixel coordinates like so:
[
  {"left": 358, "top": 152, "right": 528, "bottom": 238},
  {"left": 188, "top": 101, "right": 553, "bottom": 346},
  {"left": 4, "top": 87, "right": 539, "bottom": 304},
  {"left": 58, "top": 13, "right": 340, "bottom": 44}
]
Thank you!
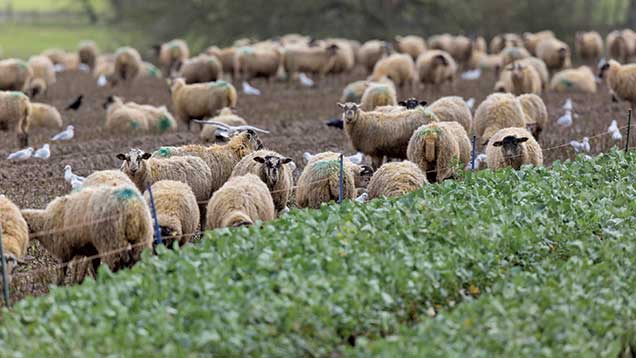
[{"left": 485, "top": 127, "right": 543, "bottom": 169}]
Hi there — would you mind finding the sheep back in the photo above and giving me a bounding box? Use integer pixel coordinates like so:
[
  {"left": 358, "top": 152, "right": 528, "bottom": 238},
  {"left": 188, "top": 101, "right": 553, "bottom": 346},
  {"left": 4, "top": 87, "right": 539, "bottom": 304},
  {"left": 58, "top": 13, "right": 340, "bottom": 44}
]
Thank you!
[{"left": 367, "top": 161, "right": 427, "bottom": 199}]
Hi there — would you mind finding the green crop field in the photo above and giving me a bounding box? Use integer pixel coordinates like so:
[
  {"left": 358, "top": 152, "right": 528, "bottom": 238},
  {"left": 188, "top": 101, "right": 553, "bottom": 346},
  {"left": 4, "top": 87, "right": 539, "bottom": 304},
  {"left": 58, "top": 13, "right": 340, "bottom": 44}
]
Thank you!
[
  {"left": 4, "top": 0, "right": 109, "bottom": 13},
  {"left": 1, "top": 150, "right": 635, "bottom": 356}
]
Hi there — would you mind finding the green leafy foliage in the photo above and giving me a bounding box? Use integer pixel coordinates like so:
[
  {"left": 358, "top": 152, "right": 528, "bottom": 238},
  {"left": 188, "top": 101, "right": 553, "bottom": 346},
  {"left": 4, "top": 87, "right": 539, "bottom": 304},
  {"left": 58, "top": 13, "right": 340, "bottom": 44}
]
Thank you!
[{"left": 1, "top": 150, "right": 635, "bottom": 356}]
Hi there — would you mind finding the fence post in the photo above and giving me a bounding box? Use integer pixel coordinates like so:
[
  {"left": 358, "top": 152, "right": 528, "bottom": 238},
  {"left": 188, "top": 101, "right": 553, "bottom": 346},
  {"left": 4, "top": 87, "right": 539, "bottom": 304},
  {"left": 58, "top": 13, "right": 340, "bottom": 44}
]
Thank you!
[
  {"left": 146, "top": 184, "right": 162, "bottom": 245},
  {"left": 626, "top": 109, "right": 632, "bottom": 153},
  {"left": 338, "top": 153, "right": 344, "bottom": 204},
  {"left": 0, "top": 224, "right": 10, "bottom": 308},
  {"left": 471, "top": 135, "right": 477, "bottom": 170}
]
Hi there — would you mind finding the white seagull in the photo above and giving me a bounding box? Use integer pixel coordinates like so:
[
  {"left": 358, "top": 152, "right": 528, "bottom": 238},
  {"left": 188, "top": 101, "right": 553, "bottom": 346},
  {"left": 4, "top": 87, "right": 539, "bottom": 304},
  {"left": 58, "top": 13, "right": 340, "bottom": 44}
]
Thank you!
[
  {"left": 563, "top": 98, "right": 573, "bottom": 111},
  {"left": 465, "top": 98, "right": 475, "bottom": 110},
  {"left": 33, "top": 144, "right": 50, "bottom": 159},
  {"left": 608, "top": 120, "right": 622, "bottom": 141},
  {"left": 64, "top": 165, "right": 85, "bottom": 189},
  {"left": 557, "top": 111, "right": 573, "bottom": 127},
  {"left": 97, "top": 74, "right": 108, "bottom": 87},
  {"left": 7, "top": 147, "right": 33, "bottom": 161},
  {"left": 299, "top": 73, "right": 315, "bottom": 87},
  {"left": 346, "top": 152, "right": 364, "bottom": 165},
  {"left": 460, "top": 69, "right": 481, "bottom": 80},
  {"left": 242, "top": 81, "right": 261, "bottom": 96},
  {"left": 51, "top": 125, "right": 74, "bottom": 141},
  {"left": 570, "top": 137, "right": 590, "bottom": 153},
  {"left": 355, "top": 192, "right": 368, "bottom": 203}
]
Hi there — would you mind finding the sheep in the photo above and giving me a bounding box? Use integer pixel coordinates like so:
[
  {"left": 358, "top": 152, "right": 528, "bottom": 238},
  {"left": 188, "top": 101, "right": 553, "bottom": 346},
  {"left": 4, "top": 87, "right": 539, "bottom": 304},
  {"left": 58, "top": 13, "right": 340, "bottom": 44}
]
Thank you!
[
  {"left": 296, "top": 153, "right": 373, "bottom": 209},
  {"left": 93, "top": 54, "right": 115, "bottom": 78},
  {"left": 490, "top": 33, "right": 523, "bottom": 54},
  {"left": 359, "top": 40, "right": 388, "bottom": 73},
  {"left": 536, "top": 38, "right": 571, "bottom": 73},
  {"left": 144, "top": 180, "right": 199, "bottom": 247},
  {"left": 428, "top": 34, "right": 454, "bottom": 53},
  {"left": 366, "top": 161, "right": 427, "bottom": 199},
  {"left": 449, "top": 35, "right": 474, "bottom": 66},
  {"left": 474, "top": 93, "right": 527, "bottom": 145},
  {"left": 575, "top": 31, "right": 603, "bottom": 61},
  {"left": 82, "top": 169, "right": 135, "bottom": 189},
  {"left": 606, "top": 30, "right": 636, "bottom": 64},
  {"left": 338, "top": 102, "right": 439, "bottom": 169},
  {"left": 522, "top": 30, "right": 555, "bottom": 55},
  {"left": 394, "top": 35, "right": 427, "bottom": 60},
  {"left": 233, "top": 46, "right": 282, "bottom": 81},
  {"left": 0, "top": 59, "right": 33, "bottom": 92},
  {"left": 550, "top": 66, "right": 597, "bottom": 94},
  {"left": 407, "top": 121, "right": 471, "bottom": 183},
  {"left": 340, "top": 77, "right": 394, "bottom": 104},
  {"left": 478, "top": 54, "right": 502, "bottom": 74},
  {"left": 124, "top": 102, "right": 177, "bottom": 134},
  {"left": 176, "top": 54, "right": 222, "bottom": 84},
  {"left": 26, "top": 103, "right": 63, "bottom": 131},
  {"left": 199, "top": 107, "right": 247, "bottom": 142},
  {"left": 27, "top": 55, "right": 55, "bottom": 97},
  {"left": 360, "top": 83, "right": 397, "bottom": 111},
  {"left": 171, "top": 78, "right": 238, "bottom": 130},
  {"left": 112, "top": 47, "right": 142, "bottom": 86},
  {"left": 206, "top": 46, "right": 236, "bottom": 75},
  {"left": 140, "top": 62, "right": 162, "bottom": 79},
  {"left": 518, "top": 93, "right": 548, "bottom": 141},
  {"left": 500, "top": 46, "right": 531, "bottom": 68},
  {"left": 78, "top": 40, "right": 99, "bottom": 71},
  {"left": 21, "top": 185, "right": 153, "bottom": 278},
  {"left": 428, "top": 96, "right": 473, "bottom": 134},
  {"left": 41, "top": 48, "right": 67, "bottom": 66},
  {"left": 496, "top": 61, "right": 542, "bottom": 95},
  {"left": 283, "top": 43, "right": 340, "bottom": 79},
  {"left": 152, "top": 130, "right": 262, "bottom": 195},
  {"left": 205, "top": 174, "right": 275, "bottom": 229},
  {"left": 370, "top": 53, "right": 416, "bottom": 87},
  {"left": 485, "top": 127, "right": 543, "bottom": 170},
  {"left": 0, "top": 195, "right": 29, "bottom": 282},
  {"left": 104, "top": 96, "right": 149, "bottom": 132},
  {"left": 598, "top": 60, "right": 636, "bottom": 109},
  {"left": 156, "top": 39, "right": 190, "bottom": 77},
  {"left": 117, "top": 148, "right": 213, "bottom": 203},
  {"left": 415, "top": 50, "right": 457, "bottom": 87},
  {"left": 231, "top": 150, "right": 294, "bottom": 213},
  {"left": 0, "top": 90, "right": 31, "bottom": 147},
  {"left": 324, "top": 39, "right": 356, "bottom": 74},
  {"left": 517, "top": 57, "right": 549, "bottom": 90}
]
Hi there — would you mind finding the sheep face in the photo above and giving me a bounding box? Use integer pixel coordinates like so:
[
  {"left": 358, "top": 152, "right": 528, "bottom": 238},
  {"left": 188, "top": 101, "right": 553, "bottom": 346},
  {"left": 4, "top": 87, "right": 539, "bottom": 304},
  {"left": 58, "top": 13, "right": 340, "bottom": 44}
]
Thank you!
[
  {"left": 338, "top": 102, "right": 360, "bottom": 123},
  {"left": 117, "top": 148, "right": 151, "bottom": 175},
  {"left": 236, "top": 129, "right": 263, "bottom": 151},
  {"left": 492, "top": 135, "right": 528, "bottom": 160},
  {"left": 399, "top": 98, "right": 427, "bottom": 109},
  {"left": 433, "top": 54, "right": 448, "bottom": 66},
  {"left": 326, "top": 44, "right": 339, "bottom": 57},
  {"left": 598, "top": 61, "right": 610, "bottom": 79},
  {"left": 102, "top": 95, "right": 117, "bottom": 109},
  {"left": 254, "top": 155, "right": 292, "bottom": 187}
]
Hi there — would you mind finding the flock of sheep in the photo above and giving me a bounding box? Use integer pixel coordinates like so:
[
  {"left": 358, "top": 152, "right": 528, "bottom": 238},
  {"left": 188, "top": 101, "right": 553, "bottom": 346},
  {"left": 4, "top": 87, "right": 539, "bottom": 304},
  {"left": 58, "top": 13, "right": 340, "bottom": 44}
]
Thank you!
[{"left": 0, "top": 28, "right": 633, "bottom": 287}]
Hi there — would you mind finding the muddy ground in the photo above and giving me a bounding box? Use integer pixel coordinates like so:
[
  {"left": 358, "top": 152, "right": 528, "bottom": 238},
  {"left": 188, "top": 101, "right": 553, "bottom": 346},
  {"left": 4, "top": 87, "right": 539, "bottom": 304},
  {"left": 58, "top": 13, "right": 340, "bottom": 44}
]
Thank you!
[{"left": 0, "top": 65, "right": 629, "bottom": 303}]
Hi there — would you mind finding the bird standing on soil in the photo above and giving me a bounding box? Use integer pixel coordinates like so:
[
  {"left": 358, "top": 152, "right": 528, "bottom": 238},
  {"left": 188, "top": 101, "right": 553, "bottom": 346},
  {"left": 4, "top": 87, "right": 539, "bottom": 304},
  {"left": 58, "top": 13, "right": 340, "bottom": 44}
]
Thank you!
[
  {"left": 325, "top": 118, "right": 343, "bottom": 129},
  {"left": 64, "top": 165, "right": 85, "bottom": 189},
  {"left": 557, "top": 111, "right": 573, "bottom": 127},
  {"left": 52, "top": 125, "right": 74, "bottom": 141},
  {"left": 242, "top": 81, "right": 261, "bottom": 96},
  {"left": 65, "top": 95, "right": 84, "bottom": 111},
  {"left": 7, "top": 147, "right": 33, "bottom": 161},
  {"left": 299, "top": 73, "right": 315, "bottom": 87},
  {"left": 570, "top": 137, "right": 590, "bottom": 153},
  {"left": 33, "top": 144, "right": 50, "bottom": 159}
]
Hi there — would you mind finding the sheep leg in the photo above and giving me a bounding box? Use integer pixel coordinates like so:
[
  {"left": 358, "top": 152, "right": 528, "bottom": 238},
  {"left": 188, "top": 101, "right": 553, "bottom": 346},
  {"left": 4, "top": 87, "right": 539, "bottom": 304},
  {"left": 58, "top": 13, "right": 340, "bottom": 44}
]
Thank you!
[
  {"left": 17, "top": 132, "right": 28, "bottom": 147},
  {"left": 371, "top": 156, "right": 383, "bottom": 170}
]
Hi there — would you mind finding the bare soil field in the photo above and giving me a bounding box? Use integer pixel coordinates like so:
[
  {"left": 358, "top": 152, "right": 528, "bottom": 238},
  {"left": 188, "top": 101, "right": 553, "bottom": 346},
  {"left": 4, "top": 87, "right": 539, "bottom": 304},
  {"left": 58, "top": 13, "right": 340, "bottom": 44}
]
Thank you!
[{"left": 0, "top": 66, "right": 627, "bottom": 302}]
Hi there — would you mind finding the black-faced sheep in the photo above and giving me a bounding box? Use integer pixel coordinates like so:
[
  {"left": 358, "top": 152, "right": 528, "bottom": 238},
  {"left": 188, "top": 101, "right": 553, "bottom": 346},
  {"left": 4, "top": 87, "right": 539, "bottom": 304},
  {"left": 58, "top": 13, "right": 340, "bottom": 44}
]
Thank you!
[{"left": 485, "top": 127, "right": 543, "bottom": 169}]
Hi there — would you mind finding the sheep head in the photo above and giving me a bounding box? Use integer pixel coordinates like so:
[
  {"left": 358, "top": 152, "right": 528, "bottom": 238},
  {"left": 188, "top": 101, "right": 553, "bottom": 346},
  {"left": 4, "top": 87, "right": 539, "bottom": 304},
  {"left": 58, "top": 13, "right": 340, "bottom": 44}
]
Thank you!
[
  {"left": 116, "top": 148, "right": 151, "bottom": 176},
  {"left": 398, "top": 98, "right": 427, "bottom": 109},
  {"left": 492, "top": 135, "right": 528, "bottom": 161},
  {"left": 326, "top": 44, "right": 339, "bottom": 57},
  {"left": 338, "top": 102, "right": 360, "bottom": 123},
  {"left": 433, "top": 54, "right": 448, "bottom": 67},
  {"left": 254, "top": 155, "right": 293, "bottom": 188},
  {"left": 102, "top": 95, "right": 121, "bottom": 110},
  {"left": 231, "top": 130, "right": 263, "bottom": 157}
]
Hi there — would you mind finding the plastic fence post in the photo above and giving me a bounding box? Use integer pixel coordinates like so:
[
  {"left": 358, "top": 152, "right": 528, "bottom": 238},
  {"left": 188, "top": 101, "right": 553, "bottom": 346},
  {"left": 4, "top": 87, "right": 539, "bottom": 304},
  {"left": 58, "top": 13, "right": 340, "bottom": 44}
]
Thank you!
[
  {"left": 626, "top": 109, "right": 632, "bottom": 153},
  {"left": 338, "top": 153, "right": 344, "bottom": 204},
  {"left": 471, "top": 135, "right": 477, "bottom": 170},
  {"left": 0, "top": 224, "right": 9, "bottom": 308},
  {"left": 147, "top": 184, "right": 162, "bottom": 245}
]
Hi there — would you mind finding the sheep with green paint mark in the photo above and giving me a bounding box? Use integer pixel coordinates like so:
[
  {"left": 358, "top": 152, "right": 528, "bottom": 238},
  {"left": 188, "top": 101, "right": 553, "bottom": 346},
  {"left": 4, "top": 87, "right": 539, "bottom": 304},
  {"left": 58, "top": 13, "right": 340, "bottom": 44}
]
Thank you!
[
  {"left": 104, "top": 95, "right": 149, "bottom": 132},
  {"left": 549, "top": 66, "right": 597, "bottom": 94},
  {"left": 171, "top": 78, "right": 238, "bottom": 130},
  {"left": 21, "top": 185, "right": 153, "bottom": 279},
  {"left": 0, "top": 59, "right": 33, "bottom": 92},
  {"left": 360, "top": 83, "right": 397, "bottom": 111},
  {"left": 407, "top": 121, "right": 471, "bottom": 183},
  {"left": 296, "top": 152, "right": 373, "bottom": 209}
]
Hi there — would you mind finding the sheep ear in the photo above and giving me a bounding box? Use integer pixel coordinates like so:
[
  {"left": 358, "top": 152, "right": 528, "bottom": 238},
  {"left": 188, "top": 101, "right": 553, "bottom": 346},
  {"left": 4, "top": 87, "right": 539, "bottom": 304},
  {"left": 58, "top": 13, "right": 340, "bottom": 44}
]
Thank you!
[
  {"left": 253, "top": 156, "right": 265, "bottom": 163},
  {"left": 419, "top": 100, "right": 428, "bottom": 106},
  {"left": 337, "top": 103, "right": 345, "bottom": 109},
  {"left": 398, "top": 101, "right": 406, "bottom": 106},
  {"left": 492, "top": 141, "right": 503, "bottom": 147},
  {"left": 360, "top": 165, "right": 374, "bottom": 176},
  {"left": 516, "top": 137, "right": 529, "bottom": 144},
  {"left": 141, "top": 152, "right": 152, "bottom": 160},
  {"left": 281, "top": 157, "right": 293, "bottom": 164},
  {"left": 116, "top": 153, "right": 127, "bottom": 160}
]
